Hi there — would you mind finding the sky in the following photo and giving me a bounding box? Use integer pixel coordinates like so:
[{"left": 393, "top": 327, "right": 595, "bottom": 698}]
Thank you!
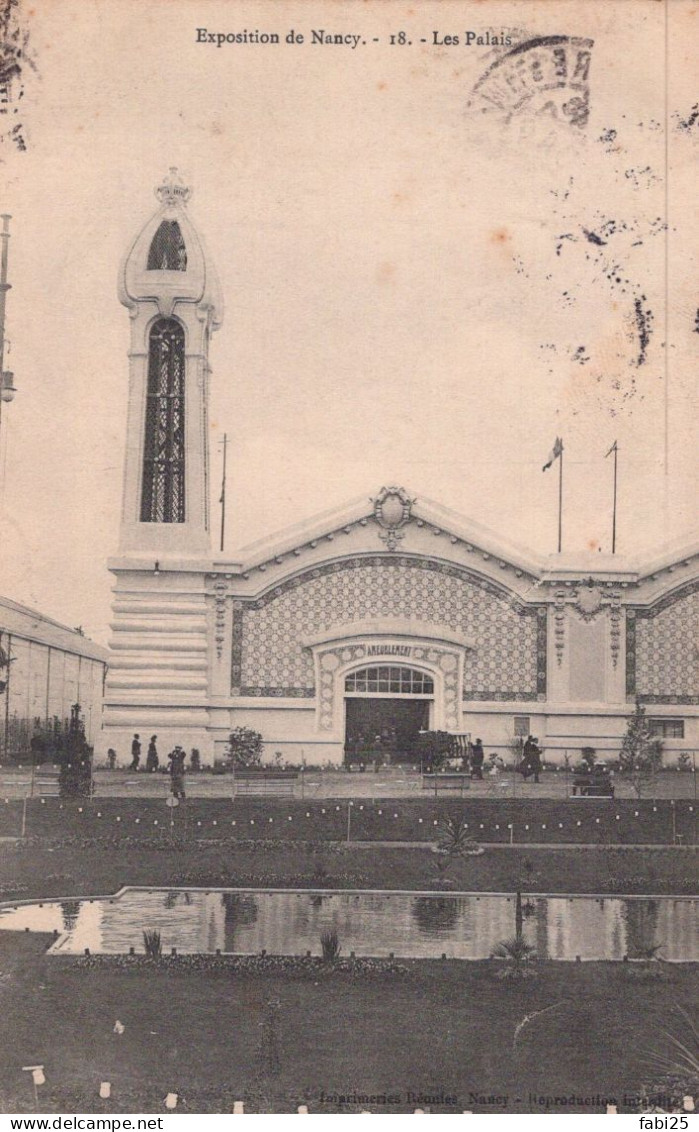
[{"left": 0, "top": 0, "right": 696, "bottom": 645}]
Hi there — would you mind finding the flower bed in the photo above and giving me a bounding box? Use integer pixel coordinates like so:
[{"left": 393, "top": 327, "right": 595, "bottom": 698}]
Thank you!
[{"left": 63, "top": 952, "right": 411, "bottom": 977}]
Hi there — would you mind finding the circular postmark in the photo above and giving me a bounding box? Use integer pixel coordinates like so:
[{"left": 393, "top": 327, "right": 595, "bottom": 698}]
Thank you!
[{"left": 469, "top": 36, "right": 594, "bottom": 129}]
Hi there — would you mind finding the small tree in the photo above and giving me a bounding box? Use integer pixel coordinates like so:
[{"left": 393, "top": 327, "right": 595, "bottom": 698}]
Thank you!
[
  {"left": 57, "top": 704, "right": 94, "bottom": 798},
  {"left": 418, "top": 730, "right": 453, "bottom": 772},
  {"left": 619, "top": 700, "right": 663, "bottom": 799},
  {"left": 227, "top": 726, "right": 264, "bottom": 768},
  {"left": 581, "top": 746, "right": 597, "bottom": 770}
]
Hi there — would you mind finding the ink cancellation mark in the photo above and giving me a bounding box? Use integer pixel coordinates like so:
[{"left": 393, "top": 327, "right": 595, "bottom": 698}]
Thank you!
[
  {"left": 468, "top": 36, "right": 594, "bottom": 129},
  {"left": 0, "top": 0, "right": 35, "bottom": 154}
]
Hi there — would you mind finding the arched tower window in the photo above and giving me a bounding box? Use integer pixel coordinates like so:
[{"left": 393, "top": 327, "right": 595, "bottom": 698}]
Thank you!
[
  {"left": 147, "top": 220, "right": 187, "bottom": 271},
  {"left": 140, "top": 319, "right": 186, "bottom": 523}
]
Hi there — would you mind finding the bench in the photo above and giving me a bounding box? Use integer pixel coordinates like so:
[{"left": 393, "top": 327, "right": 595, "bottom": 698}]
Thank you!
[
  {"left": 422, "top": 773, "right": 471, "bottom": 796},
  {"left": 34, "top": 775, "right": 60, "bottom": 797},
  {"left": 233, "top": 771, "right": 298, "bottom": 797},
  {"left": 571, "top": 774, "right": 614, "bottom": 798}
]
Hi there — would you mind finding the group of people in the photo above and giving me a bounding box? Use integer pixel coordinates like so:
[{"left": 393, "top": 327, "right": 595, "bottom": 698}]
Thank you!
[
  {"left": 460, "top": 735, "right": 543, "bottom": 783},
  {"left": 101, "top": 735, "right": 196, "bottom": 798}
]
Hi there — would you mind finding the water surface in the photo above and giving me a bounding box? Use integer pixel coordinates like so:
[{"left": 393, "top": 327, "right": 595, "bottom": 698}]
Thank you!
[{"left": 0, "top": 889, "right": 696, "bottom": 961}]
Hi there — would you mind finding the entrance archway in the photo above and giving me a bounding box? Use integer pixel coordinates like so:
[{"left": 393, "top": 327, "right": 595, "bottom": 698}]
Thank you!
[{"left": 343, "top": 664, "right": 434, "bottom": 765}]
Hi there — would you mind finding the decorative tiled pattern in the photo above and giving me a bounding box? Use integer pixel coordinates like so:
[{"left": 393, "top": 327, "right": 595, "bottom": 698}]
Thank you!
[
  {"left": 626, "top": 582, "right": 699, "bottom": 705},
  {"left": 231, "top": 557, "right": 543, "bottom": 699}
]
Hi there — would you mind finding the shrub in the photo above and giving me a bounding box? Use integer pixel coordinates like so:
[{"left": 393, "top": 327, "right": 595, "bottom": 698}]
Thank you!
[
  {"left": 417, "top": 730, "right": 454, "bottom": 772},
  {"left": 320, "top": 928, "right": 341, "bottom": 961},
  {"left": 624, "top": 964, "right": 672, "bottom": 983},
  {"left": 311, "top": 860, "right": 330, "bottom": 884},
  {"left": 227, "top": 727, "right": 264, "bottom": 769},
  {"left": 581, "top": 747, "right": 597, "bottom": 770}
]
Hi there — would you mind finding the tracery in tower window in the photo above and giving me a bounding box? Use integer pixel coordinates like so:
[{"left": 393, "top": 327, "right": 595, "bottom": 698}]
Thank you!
[
  {"left": 147, "top": 220, "right": 187, "bottom": 271},
  {"left": 141, "top": 319, "right": 186, "bottom": 523}
]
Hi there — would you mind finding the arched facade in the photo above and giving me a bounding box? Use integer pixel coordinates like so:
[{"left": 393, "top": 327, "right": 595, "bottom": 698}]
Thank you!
[{"left": 105, "top": 483, "right": 699, "bottom": 768}]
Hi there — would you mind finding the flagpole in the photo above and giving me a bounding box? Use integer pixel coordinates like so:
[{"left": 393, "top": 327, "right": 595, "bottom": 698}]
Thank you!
[
  {"left": 219, "top": 432, "right": 227, "bottom": 553},
  {"left": 557, "top": 445, "right": 563, "bottom": 553},
  {"left": 612, "top": 442, "right": 618, "bottom": 554}
]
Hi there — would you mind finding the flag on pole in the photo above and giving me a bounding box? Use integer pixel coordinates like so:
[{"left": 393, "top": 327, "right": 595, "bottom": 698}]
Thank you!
[
  {"left": 542, "top": 437, "right": 563, "bottom": 471},
  {"left": 605, "top": 439, "right": 617, "bottom": 458}
]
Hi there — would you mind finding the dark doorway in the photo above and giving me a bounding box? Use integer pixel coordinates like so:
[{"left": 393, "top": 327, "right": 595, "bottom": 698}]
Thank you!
[{"left": 344, "top": 698, "right": 430, "bottom": 765}]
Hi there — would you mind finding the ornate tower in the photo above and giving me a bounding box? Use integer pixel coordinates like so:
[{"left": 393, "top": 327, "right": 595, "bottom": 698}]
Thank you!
[
  {"left": 103, "top": 171, "right": 222, "bottom": 758},
  {"left": 117, "top": 168, "right": 222, "bottom": 555}
]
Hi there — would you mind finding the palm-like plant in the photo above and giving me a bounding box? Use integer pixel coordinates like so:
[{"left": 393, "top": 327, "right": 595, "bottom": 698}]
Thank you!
[
  {"left": 492, "top": 935, "right": 537, "bottom": 979},
  {"left": 320, "top": 928, "right": 341, "bottom": 961},
  {"left": 646, "top": 1007, "right": 698, "bottom": 1083},
  {"left": 641, "top": 1007, "right": 698, "bottom": 1111},
  {"left": 436, "top": 814, "right": 482, "bottom": 856},
  {"left": 142, "top": 929, "right": 162, "bottom": 958}
]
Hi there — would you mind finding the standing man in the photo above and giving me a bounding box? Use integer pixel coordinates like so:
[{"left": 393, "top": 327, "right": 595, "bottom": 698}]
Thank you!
[
  {"left": 130, "top": 733, "right": 141, "bottom": 771},
  {"left": 522, "top": 736, "right": 542, "bottom": 783},
  {"left": 470, "top": 738, "right": 485, "bottom": 780},
  {"left": 168, "top": 745, "right": 186, "bottom": 800}
]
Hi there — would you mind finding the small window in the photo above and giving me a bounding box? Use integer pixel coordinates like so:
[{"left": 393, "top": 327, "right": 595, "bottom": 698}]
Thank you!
[
  {"left": 648, "top": 718, "right": 684, "bottom": 739},
  {"left": 514, "top": 715, "right": 530, "bottom": 737},
  {"left": 147, "top": 220, "right": 187, "bottom": 271}
]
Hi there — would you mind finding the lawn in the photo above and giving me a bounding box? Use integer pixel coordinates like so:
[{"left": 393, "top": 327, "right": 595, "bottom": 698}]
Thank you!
[
  {"left": 0, "top": 795, "right": 695, "bottom": 844},
  {"left": 0, "top": 934, "right": 695, "bottom": 1114},
  {"left": 1, "top": 799, "right": 695, "bottom": 1115},
  {"left": 1, "top": 841, "right": 697, "bottom": 903}
]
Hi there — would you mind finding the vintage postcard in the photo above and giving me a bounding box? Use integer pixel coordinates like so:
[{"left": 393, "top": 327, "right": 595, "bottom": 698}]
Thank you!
[{"left": 0, "top": 0, "right": 696, "bottom": 1118}]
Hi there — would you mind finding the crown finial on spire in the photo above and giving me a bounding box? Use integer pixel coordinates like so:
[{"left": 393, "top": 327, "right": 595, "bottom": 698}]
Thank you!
[{"left": 155, "top": 167, "right": 191, "bottom": 207}]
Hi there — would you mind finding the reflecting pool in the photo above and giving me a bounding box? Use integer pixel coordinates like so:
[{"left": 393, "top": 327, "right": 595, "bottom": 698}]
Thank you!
[{"left": 0, "top": 889, "right": 696, "bottom": 961}]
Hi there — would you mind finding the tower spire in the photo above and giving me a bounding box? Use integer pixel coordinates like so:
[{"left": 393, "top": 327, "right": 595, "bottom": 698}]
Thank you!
[{"left": 115, "top": 172, "right": 223, "bottom": 556}]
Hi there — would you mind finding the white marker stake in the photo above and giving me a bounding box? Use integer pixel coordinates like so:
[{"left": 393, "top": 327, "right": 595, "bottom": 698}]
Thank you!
[
  {"left": 99, "top": 1082, "right": 111, "bottom": 1099},
  {"left": 164, "top": 1093, "right": 177, "bottom": 1109},
  {"left": 22, "top": 1066, "right": 45, "bottom": 1109},
  {"left": 297, "top": 1105, "right": 309, "bottom": 1113},
  {"left": 683, "top": 1097, "right": 695, "bottom": 1112},
  {"left": 113, "top": 1020, "right": 125, "bottom": 1034},
  {"left": 233, "top": 1101, "right": 245, "bottom": 1114},
  {"left": 606, "top": 1105, "right": 618, "bottom": 1114}
]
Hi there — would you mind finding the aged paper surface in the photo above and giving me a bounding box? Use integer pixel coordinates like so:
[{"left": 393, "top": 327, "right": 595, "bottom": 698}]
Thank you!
[
  {"left": 0, "top": 0, "right": 697, "bottom": 1118},
  {"left": 0, "top": 0, "right": 697, "bottom": 624}
]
